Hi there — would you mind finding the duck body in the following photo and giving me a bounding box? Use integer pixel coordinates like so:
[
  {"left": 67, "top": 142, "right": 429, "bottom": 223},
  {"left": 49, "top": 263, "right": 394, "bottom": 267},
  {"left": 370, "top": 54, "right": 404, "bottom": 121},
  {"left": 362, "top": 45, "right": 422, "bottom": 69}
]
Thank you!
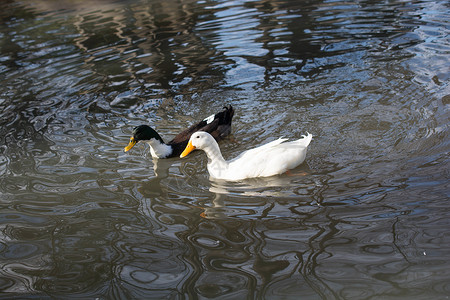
[
  {"left": 180, "top": 131, "right": 312, "bottom": 181},
  {"left": 124, "top": 105, "right": 234, "bottom": 158}
]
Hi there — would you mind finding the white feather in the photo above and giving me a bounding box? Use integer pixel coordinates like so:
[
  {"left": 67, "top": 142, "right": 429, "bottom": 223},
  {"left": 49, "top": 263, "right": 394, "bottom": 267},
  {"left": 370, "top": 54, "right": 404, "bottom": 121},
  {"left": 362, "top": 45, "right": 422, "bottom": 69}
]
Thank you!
[{"left": 182, "top": 132, "right": 312, "bottom": 181}]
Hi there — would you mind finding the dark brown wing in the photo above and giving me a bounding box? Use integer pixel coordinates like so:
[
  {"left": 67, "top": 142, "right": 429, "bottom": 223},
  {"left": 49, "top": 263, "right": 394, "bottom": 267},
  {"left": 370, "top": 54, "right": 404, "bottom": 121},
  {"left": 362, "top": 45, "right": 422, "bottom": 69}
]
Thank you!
[
  {"left": 169, "top": 119, "right": 212, "bottom": 145},
  {"left": 166, "top": 105, "right": 234, "bottom": 157}
]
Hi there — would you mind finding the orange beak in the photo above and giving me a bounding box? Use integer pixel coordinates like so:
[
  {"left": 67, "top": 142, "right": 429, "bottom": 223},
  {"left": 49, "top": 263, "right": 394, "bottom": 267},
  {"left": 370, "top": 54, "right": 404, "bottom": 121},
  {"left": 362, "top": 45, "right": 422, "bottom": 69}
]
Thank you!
[
  {"left": 124, "top": 137, "right": 137, "bottom": 152},
  {"left": 180, "top": 141, "right": 196, "bottom": 158}
]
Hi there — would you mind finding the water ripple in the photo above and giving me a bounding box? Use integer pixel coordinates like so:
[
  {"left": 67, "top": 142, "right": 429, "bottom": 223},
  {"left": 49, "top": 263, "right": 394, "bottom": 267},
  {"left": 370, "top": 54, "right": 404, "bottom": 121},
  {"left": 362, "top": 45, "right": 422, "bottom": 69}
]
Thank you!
[{"left": 0, "top": 0, "right": 448, "bottom": 298}]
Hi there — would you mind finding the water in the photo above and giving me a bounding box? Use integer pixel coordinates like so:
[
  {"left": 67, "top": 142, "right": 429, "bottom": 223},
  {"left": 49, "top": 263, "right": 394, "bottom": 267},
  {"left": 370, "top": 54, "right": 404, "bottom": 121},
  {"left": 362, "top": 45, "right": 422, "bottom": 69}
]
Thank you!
[{"left": 0, "top": 0, "right": 449, "bottom": 298}]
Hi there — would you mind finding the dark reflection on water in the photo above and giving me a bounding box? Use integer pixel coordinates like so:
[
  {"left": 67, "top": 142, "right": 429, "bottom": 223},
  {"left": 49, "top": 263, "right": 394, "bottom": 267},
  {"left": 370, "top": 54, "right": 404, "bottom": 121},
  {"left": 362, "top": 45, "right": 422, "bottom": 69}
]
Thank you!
[{"left": 0, "top": 0, "right": 449, "bottom": 298}]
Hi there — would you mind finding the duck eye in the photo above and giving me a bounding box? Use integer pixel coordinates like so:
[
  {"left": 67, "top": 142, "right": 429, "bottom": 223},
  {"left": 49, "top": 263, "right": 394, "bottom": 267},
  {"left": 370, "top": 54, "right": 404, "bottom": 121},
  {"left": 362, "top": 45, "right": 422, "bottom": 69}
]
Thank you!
[{"left": 196, "top": 136, "right": 200, "bottom": 138}]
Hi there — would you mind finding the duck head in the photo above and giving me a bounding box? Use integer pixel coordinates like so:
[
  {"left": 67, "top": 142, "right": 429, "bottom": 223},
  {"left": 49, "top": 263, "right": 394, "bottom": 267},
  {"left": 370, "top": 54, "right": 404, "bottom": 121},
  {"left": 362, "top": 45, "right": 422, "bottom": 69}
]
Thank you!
[
  {"left": 180, "top": 131, "right": 215, "bottom": 158},
  {"left": 124, "top": 125, "right": 164, "bottom": 152}
]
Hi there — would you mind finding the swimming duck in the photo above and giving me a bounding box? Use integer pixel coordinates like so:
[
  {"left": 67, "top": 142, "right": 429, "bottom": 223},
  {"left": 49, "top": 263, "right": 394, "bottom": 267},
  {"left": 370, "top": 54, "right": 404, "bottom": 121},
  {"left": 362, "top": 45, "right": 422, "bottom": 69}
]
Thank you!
[
  {"left": 124, "top": 105, "right": 234, "bottom": 158},
  {"left": 180, "top": 131, "right": 312, "bottom": 181}
]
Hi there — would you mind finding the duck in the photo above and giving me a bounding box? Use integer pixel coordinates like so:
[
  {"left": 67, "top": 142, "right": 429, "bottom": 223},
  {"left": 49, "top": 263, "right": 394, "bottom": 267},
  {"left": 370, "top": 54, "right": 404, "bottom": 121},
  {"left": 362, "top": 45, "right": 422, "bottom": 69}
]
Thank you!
[
  {"left": 180, "top": 131, "right": 312, "bottom": 181},
  {"left": 124, "top": 105, "right": 234, "bottom": 158}
]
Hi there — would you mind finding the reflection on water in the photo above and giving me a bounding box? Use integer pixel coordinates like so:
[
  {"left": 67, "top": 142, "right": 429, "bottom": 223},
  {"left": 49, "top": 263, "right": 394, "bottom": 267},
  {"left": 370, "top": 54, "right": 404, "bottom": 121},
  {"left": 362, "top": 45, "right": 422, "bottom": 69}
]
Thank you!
[{"left": 0, "top": 0, "right": 449, "bottom": 298}]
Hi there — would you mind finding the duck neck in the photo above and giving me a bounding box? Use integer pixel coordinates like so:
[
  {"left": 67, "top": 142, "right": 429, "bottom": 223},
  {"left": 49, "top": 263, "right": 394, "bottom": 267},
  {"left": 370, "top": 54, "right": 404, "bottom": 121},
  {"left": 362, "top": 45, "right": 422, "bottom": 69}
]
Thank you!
[
  {"left": 202, "top": 143, "right": 228, "bottom": 177},
  {"left": 147, "top": 138, "right": 173, "bottom": 158}
]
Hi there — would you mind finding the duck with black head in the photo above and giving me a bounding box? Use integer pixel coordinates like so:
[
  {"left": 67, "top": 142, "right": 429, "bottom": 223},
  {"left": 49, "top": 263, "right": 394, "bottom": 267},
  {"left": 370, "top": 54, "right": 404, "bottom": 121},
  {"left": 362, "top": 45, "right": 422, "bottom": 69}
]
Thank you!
[{"left": 124, "top": 105, "right": 234, "bottom": 158}]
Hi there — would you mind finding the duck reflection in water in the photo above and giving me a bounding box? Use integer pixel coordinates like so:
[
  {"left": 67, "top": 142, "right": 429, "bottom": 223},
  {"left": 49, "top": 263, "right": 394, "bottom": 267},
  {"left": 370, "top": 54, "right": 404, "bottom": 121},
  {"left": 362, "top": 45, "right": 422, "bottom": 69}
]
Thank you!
[
  {"left": 135, "top": 157, "right": 174, "bottom": 198},
  {"left": 136, "top": 157, "right": 200, "bottom": 199},
  {"left": 202, "top": 167, "right": 314, "bottom": 219}
]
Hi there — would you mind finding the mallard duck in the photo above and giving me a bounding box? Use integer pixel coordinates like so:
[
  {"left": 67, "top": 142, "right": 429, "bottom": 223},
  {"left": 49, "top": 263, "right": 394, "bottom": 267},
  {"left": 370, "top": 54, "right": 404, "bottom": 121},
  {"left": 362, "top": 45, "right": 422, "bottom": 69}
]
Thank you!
[
  {"left": 124, "top": 105, "right": 234, "bottom": 158},
  {"left": 180, "top": 131, "right": 312, "bottom": 181}
]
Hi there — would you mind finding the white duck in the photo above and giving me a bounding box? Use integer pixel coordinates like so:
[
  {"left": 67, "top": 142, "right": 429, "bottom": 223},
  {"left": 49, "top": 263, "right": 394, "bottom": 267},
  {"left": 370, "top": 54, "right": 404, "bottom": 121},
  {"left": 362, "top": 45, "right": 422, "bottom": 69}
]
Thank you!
[{"left": 180, "top": 131, "right": 312, "bottom": 181}]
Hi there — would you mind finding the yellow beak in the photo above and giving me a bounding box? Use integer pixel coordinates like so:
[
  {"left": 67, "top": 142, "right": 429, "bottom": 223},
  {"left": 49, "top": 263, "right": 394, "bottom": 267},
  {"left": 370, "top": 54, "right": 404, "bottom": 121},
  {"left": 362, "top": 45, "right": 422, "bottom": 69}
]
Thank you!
[
  {"left": 124, "top": 137, "right": 137, "bottom": 152},
  {"left": 180, "top": 141, "right": 196, "bottom": 158}
]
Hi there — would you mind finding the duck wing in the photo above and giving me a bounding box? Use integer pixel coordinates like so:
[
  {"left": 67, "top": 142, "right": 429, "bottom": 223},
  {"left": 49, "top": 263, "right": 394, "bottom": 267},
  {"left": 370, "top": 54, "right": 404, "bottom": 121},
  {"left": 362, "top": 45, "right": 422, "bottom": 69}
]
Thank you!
[
  {"left": 231, "top": 137, "right": 288, "bottom": 162},
  {"left": 169, "top": 105, "right": 234, "bottom": 144},
  {"left": 226, "top": 134, "right": 312, "bottom": 179},
  {"left": 167, "top": 105, "right": 234, "bottom": 157}
]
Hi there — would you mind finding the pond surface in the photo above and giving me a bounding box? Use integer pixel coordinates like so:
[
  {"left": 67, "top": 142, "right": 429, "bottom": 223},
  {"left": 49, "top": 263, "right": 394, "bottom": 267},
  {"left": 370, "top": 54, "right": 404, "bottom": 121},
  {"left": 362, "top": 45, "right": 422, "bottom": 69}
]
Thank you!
[{"left": 0, "top": 0, "right": 449, "bottom": 298}]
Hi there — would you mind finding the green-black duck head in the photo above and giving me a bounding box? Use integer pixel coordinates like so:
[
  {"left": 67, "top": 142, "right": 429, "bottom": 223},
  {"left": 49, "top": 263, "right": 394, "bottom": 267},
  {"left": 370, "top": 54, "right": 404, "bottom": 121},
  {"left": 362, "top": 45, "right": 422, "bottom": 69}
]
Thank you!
[{"left": 124, "top": 125, "right": 164, "bottom": 152}]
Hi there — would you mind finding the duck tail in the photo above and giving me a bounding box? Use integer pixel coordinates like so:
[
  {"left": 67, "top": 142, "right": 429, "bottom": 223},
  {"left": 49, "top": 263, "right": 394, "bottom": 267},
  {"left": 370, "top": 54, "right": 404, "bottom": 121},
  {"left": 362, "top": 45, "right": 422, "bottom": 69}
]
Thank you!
[
  {"left": 212, "top": 105, "right": 234, "bottom": 125},
  {"left": 222, "top": 105, "right": 234, "bottom": 125},
  {"left": 301, "top": 132, "right": 313, "bottom": 146}
]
